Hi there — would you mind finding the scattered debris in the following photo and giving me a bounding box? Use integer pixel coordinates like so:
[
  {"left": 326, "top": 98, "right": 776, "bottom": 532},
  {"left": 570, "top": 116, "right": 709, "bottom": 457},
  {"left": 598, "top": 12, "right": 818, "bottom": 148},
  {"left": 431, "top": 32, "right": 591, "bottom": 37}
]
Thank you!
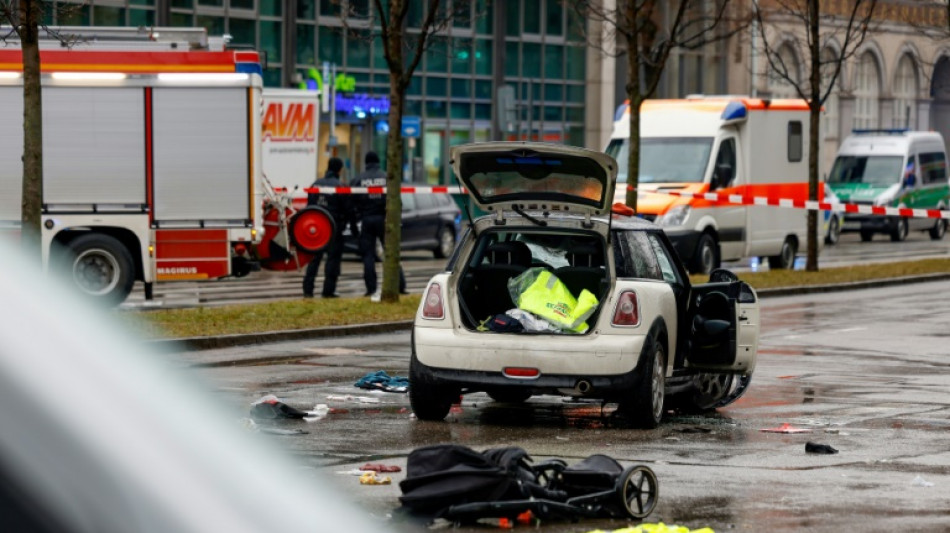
[
  {"left": 360, "top": 463, "right": 402, "bottom": 473},
  {"left": 398, "top": 445, "right": 658, "bottom": 522},
  {"left": 911, "top": 475, "right": 935, "bottom": 487},
  {"left": 360, "top": 471, "right": 392, "bottom": 485},
  {"left": 760, "top": 423, "right": 812, "bottom": 434},
  {"left": 805, "top": 442, "right": 838, "bottom": 455},
  {"left": 355, "top": 370, "right": 410, "bottom": 393},
  {"left": 335, "top": 469, "right": 366, "bottom": 476},
  {"left": 326, "top": 394, "right": 382, "bottom": 404},
  {"left": 250, "top": 395, "right": 310, "bottom": 420}
]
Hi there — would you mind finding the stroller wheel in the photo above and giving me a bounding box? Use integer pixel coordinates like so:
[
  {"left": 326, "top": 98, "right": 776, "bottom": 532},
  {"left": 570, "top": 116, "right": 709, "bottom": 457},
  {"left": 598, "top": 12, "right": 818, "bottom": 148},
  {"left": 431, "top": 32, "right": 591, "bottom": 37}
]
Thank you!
[{"left": 618, "top": 465, "right": 658, "bottom": 519}]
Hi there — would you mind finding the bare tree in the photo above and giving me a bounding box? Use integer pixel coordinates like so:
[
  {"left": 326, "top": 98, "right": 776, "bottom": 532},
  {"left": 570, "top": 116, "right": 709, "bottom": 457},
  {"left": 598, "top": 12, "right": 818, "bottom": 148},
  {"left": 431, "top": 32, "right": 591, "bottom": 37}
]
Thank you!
[
  {"left": 753, "top": 0, "right": 877, "bottom": 271},
  {"left": 574, "top": 0, "right": 750, "bottom": 211},
  {"left": 1, "top": 0, "right": 43, "bottom": 256},
  {"left": 342, "top": 0, "right": 471, "bottom": 303}
]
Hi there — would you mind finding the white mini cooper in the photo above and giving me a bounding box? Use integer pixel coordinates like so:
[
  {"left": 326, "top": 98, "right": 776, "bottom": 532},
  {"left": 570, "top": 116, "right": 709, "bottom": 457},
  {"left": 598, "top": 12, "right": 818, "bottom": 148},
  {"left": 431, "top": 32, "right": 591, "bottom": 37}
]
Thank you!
[{"left": 411, "top": 142, "right": 760, "bottom": 427}]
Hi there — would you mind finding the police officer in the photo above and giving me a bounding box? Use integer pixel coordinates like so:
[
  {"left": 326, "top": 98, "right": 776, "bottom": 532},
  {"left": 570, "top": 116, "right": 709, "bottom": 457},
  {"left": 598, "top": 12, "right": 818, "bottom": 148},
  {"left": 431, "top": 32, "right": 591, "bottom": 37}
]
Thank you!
[
  {"left": 350, "top": 151, "right": 406, "bottom": 296},
  {"left": 302, "top": 157, "right": 349, "bottom": 298}
]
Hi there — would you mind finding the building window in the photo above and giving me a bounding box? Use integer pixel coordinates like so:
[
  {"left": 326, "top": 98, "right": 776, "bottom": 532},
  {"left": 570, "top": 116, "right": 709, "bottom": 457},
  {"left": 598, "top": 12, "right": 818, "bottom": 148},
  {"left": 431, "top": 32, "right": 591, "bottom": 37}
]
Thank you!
[
  {"left": 853, "top": 52, "right": 880, "bottom": 130},
  {"left": 893, "top": 54, "right": 918, "bottom": 129},
  {"left": 523, "top": 0, "right": 540, "bottom": 33},
  {"left": 767, "top": 43, "right": 800, "bottom": 98},
  {"left": 820, "top": 47, "right": 839, "bottom": 141}
]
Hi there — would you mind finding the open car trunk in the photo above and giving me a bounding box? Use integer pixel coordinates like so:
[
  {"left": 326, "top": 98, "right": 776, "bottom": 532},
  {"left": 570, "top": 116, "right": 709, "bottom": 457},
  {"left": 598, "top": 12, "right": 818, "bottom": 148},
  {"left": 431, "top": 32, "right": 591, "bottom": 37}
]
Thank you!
[{"left": 457, "top": 229, "right": 610, "bottom": 334}]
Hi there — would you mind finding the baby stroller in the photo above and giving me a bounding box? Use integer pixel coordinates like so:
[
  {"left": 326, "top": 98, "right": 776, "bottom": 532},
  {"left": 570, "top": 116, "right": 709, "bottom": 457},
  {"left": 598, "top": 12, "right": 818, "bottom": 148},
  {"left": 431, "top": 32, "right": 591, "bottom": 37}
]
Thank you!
[{"left": 398, "top": 445, "right": 658, "bottom": 523}]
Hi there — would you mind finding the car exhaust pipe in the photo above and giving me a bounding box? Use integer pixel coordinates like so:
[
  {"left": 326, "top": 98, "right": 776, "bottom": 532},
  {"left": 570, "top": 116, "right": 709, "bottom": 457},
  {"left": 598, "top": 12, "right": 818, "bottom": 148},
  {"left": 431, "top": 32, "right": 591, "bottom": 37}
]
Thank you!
[{"left": 574, "top": 380, "right": 592, "bottom": 395}]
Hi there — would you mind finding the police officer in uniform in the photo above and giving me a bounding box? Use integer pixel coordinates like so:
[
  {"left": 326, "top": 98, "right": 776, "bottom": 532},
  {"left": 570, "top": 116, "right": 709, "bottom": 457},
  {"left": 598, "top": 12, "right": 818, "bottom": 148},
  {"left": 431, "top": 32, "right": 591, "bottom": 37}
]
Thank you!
[
  {"left": 350, "top": 151, "right": 406, "bottom": 296},
  {"left": 302, "top": 157, "right": 349, "bottom": 298}
]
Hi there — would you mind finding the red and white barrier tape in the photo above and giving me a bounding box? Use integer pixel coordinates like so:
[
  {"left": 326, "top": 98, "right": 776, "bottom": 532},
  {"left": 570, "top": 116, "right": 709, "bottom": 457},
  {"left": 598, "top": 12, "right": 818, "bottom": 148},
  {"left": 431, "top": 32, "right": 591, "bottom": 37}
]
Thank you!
[
  {"left": 273, "top": 186, "right": 466, "bottom": 195},
  {"left": 273, "top": 185, "right": 950, "bottom": 220},
  {"left": 653, "top": 189, "right": 950, "bottom": 220}
]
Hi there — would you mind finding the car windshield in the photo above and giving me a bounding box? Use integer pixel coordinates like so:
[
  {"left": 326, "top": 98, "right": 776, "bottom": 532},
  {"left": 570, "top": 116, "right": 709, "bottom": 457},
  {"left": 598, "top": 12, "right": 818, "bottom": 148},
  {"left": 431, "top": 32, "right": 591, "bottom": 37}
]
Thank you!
[
  {"left": 606, "top": 137, "right": 713, "bottom": 184},
  {"left": 828, "top": 155, "right": 903, "bottom": 186}
]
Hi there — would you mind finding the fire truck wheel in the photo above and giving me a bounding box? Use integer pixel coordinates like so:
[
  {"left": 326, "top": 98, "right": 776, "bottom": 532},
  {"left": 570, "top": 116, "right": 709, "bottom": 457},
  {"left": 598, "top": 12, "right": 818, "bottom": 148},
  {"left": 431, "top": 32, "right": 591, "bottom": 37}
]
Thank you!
[
  {"left": 290, "top": 207, "right": 336, "bottom": 254},
  {"left": 64, "top": 233, "right": 135, "bottom": 305}
]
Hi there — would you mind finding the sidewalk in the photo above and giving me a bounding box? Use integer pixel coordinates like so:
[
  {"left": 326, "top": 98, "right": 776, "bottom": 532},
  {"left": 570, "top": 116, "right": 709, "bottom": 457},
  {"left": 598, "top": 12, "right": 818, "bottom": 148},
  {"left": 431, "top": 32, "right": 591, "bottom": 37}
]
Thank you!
[{"left": 148, "top": 272, "right": 950, "bottom": 352}]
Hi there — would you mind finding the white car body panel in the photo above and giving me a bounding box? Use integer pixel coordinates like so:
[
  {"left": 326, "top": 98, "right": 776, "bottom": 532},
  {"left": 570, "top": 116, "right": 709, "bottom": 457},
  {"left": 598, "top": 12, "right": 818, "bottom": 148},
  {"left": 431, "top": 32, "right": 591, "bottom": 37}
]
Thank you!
[{"left": 415, "top": 276, "right": 678, "bottom": 377}]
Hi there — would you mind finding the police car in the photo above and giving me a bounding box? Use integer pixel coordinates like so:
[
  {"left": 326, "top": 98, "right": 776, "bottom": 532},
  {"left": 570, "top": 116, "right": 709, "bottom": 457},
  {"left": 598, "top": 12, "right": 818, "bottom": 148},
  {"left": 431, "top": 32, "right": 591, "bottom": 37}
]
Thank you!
[{"left": 410, "top": 142, "right": 761, "bottom": 427}]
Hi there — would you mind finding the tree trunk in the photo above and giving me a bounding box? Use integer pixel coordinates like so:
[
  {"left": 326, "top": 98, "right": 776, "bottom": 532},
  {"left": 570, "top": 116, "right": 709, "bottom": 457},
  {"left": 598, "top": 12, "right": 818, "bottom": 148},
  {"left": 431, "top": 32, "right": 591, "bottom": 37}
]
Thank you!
[
  {"left": 382, "top": 83, "right": 404, "bottom": 303},
  {"left": 806, "top": 0, "right": 820, "bottom": 272},
  {"left": 624, "top": 0, "right": 641, "bottom": 211},
  {"left": 19, "top": 0, "right": 43, "bottom": 257},
  {"left": 380, "top": 1, "right": 407, "bottom": 304}
]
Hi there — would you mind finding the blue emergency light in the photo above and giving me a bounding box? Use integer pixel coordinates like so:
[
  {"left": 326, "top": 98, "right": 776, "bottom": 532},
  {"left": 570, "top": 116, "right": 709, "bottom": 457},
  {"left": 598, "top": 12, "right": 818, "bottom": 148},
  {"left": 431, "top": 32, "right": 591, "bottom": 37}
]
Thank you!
[{"left": 720, "top": 101, "right": 748, "bottom": 122}]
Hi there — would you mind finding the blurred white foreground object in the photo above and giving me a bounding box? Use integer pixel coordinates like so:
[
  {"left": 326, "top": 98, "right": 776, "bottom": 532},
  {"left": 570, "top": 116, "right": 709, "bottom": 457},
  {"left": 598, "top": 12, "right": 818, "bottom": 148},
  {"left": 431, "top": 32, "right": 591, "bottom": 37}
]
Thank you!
[{"left": 0, "top": 243, "right": 375, "bottom": 533}]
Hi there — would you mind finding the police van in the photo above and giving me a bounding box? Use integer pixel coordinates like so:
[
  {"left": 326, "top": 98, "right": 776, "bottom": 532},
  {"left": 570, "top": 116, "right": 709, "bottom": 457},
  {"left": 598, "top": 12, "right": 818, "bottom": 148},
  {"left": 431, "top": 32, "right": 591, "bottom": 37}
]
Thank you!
[{"left": 827, "top": 130, "right": 949, "bottom": 242}]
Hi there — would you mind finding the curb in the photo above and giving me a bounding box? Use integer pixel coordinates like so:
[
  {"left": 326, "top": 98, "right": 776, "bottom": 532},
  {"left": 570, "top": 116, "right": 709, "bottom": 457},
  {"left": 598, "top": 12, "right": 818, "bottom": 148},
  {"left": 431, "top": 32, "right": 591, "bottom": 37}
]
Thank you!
[
  {"left": 148, "top": 320, "right": 413, "bottom": 352},
  {"left": 153, "top": 273, "right": 950, "bottom": 352},
  {"left": 753, "top": 272, "right": 950, "bottom": 297}
]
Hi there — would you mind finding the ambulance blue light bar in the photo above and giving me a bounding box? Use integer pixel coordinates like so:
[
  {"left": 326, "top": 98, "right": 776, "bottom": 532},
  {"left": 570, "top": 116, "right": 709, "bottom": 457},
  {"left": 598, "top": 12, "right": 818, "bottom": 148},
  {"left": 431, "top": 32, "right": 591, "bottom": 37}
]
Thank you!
[{"left": 721, "top": 101, "right": 748, "bottom": 122}]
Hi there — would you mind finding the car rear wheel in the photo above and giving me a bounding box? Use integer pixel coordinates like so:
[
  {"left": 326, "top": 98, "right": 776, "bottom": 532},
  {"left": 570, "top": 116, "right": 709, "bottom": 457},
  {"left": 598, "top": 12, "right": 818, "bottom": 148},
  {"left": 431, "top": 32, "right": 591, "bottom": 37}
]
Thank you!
[
  {"left": 689, "top": 233, "right": 719, "bottom": 275},
  {"left": 767, "top": 238, "right": 796, "bottom": 270},
  {"left": 890, "top": 217, "right": 909, "bottom": 242},
  {"left": 929, "top": 219, "right": 947, "bottom": 240},
  {"left": 62, "top": 233, "right": 135, "bottom": 305},
  {"left": 409, "top": 353, "right": 457, "bottom": 421},
  {"left": 621, "top": 334, "right": 665, "bottom": 428},
  {"left": 433, "top": 226, "right": 455, "bottom": 259}
]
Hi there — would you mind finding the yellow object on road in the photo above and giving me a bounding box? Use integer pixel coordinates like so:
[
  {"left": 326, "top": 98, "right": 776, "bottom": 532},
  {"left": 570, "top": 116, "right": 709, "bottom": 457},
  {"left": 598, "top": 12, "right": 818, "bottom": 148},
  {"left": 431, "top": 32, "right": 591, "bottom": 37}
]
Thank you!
[
  {"left": 359, "top": 471, "right": 392, "bottom": 485},
  {"left": 586, "top": 524, "right": 714, "bottom": 533}
]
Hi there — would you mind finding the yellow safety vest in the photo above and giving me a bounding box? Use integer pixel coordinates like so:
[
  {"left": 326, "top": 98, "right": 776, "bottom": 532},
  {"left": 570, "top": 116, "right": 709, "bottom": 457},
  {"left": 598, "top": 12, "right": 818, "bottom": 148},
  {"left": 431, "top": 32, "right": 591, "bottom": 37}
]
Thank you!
[{"left": 515, "top": 269, "right": 599, "bottom": 333}]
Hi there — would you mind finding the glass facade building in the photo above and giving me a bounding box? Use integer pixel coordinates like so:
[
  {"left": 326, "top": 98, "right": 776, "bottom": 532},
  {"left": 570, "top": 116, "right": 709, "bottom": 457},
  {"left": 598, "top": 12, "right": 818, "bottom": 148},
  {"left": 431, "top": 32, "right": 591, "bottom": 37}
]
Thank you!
[{"left": 44, "top": 0, "right": 590, "bottom": 184}]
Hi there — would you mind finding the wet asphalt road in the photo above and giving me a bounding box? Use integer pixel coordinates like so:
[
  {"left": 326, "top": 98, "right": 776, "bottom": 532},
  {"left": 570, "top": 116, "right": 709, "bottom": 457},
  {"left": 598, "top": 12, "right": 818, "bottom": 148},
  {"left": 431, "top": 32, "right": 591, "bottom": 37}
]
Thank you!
[
  {"left": 124, "top": 230, "right": 950, "bottom": 309},
  {"left": 169, "top": 279, "right": 950, "bottom": 532}
]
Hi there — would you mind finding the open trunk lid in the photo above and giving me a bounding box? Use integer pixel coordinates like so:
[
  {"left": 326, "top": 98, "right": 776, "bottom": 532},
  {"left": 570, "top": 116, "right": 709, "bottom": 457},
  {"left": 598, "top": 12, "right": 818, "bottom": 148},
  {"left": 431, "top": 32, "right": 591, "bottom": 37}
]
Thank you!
[{"left": 451, "top": 142, "right": 617, "bottom": 218}]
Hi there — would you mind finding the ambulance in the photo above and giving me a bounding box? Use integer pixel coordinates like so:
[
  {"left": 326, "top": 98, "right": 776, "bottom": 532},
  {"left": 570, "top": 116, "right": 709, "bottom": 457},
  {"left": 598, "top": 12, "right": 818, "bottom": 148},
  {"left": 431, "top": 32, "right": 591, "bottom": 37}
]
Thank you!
[{"left": 606, "top": 97, "right": 819, "bottom": 274}]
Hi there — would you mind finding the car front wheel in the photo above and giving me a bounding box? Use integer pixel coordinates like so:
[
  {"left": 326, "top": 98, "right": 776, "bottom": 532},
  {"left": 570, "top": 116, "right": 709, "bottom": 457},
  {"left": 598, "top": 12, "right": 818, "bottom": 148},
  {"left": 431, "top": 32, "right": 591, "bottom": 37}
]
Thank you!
[
  {"left": 621, "top": 334, "right": 665, "bottom": 428},
  {"left": 825, "top": 215, "right": 841, "bottom": 245}
]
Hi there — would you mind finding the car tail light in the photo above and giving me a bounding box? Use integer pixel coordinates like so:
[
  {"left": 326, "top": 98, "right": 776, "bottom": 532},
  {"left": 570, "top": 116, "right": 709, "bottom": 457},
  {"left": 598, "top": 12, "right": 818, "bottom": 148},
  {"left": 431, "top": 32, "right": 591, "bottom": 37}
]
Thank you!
[
  {"left": 422, "top": 282, "right": 444, "bottom": 320},
  {"left": 503, "top": 367, "right": 540, "bottom": 378},
  {"left": 611, "top": 291, "right": 639, "bottom": 326}
]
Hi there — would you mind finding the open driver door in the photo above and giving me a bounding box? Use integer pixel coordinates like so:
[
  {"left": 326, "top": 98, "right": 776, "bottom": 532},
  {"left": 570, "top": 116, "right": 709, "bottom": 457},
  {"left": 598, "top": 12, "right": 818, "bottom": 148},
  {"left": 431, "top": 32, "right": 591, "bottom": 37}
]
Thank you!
[{"left": 686, "top": 270, "right": 759, "bottom": 375}]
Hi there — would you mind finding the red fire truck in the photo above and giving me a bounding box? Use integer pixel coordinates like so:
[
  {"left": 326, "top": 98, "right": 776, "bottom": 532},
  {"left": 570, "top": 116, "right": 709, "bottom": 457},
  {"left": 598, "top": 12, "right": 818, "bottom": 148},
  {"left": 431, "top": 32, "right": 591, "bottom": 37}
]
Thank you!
[{"left": 0, "top": 27, "right": 263, "bottom": 304}]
